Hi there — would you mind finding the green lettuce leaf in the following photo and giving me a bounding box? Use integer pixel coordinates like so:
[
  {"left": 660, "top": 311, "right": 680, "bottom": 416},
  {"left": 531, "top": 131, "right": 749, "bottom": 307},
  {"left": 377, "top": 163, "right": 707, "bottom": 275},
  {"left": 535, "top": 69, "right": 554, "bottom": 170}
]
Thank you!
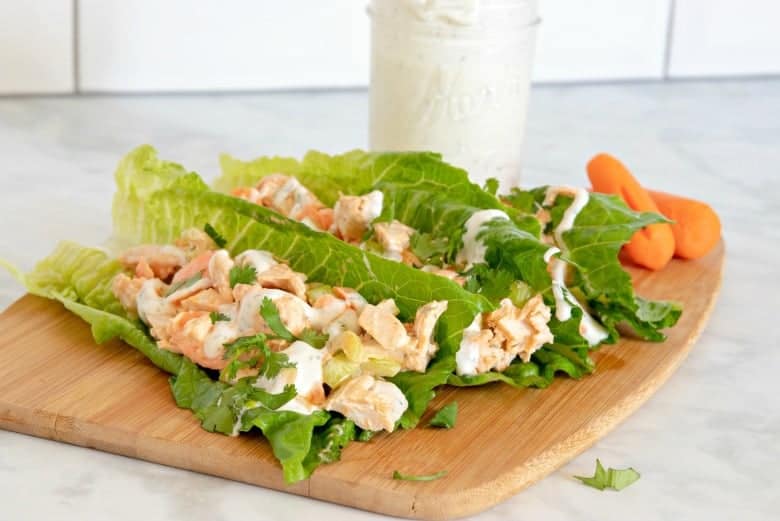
[
  {"left": 302, "top": 416, "right": 357, "bottom": 477},
  {"left": 504, "top": 188, "right": 682, "bottom": 341},
  {"left": 428, "top": 402, "right": 457, "bottom": 429},
  {"left": 12, "top": 241, "right": 183, "bottom": 374},
  {"left": 170, "top": 361, "right": 331, "bottom": 483}
]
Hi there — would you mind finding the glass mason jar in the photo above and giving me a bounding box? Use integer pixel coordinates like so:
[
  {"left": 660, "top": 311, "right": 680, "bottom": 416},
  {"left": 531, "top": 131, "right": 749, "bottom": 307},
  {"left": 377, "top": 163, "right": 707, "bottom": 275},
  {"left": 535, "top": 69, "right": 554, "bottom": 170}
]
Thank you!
[{"left": 369, "top": 0, "right": 539, "bottom": 188}]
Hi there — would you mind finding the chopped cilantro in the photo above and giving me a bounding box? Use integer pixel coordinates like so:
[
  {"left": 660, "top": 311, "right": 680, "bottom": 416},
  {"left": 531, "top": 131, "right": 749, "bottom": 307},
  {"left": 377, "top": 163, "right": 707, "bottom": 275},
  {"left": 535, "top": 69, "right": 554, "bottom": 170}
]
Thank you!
[
  {"left": 221, "top": 333, "right": 295, "bottom": 381},
  {"left": 392, "top": 470, "right": 448, "bottom": 482},
  {"left": 298, "top": 328, "right": 329, "bottom": 349},
  {"left": 428, "top": 402, "right": 458, "bottom": 429},
  {"left": 209, "top": 311, "right": 230, "bottom": 323},
  {"left": 574, "top": 459, "right": 640, "bottom": 491},
  {"left": 260, "top": 297, "right": 295, "bottom": 341},
  {"left": 204, "top": 223, "right": 227, "bottom": 248},
  {"left": 229, "top": 264, "right": 257, "bottom": 288}
]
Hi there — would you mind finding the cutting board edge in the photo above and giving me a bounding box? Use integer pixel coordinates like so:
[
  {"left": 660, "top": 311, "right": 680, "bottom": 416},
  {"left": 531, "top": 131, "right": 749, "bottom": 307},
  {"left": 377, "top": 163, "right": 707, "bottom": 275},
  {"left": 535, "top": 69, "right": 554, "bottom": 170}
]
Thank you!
[{"left": 0, "top": 398, "right": 312, "bottom": 497}]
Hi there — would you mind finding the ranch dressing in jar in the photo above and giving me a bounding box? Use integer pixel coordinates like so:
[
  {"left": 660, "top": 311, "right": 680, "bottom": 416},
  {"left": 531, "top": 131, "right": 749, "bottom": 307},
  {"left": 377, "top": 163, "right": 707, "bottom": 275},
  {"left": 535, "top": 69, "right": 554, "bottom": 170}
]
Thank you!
[{"left": 369, "top": 0, "right": 539, "bottom": 188}]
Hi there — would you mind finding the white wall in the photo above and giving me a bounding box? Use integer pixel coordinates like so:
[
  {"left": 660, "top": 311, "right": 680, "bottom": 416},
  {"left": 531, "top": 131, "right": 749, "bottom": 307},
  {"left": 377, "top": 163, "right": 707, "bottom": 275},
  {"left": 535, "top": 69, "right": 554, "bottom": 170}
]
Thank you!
[{"left": 1, "top": 0, "right": 779, "bottom": 94}]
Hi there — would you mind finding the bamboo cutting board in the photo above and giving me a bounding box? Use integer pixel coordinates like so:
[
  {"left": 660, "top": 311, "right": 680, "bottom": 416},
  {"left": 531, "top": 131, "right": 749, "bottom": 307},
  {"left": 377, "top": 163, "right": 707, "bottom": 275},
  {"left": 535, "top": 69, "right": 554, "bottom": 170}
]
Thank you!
[{"left": 0, "top": 242, "right": 724, "bottom": 520}]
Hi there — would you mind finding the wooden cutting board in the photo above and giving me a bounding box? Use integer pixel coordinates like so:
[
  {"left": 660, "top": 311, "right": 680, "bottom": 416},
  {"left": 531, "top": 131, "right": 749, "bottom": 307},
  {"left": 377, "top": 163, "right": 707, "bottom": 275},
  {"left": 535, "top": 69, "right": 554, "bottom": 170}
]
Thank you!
[{"left": 0, "top": 242, "right": 723, "bottom": 520}]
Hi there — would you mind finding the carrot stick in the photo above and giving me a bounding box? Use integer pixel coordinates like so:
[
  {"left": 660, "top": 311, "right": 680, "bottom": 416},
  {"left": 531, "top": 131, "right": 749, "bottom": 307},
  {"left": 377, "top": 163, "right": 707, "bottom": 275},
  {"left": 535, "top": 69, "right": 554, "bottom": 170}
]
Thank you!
[
  {"left": 586, "top": 153, "right": 675, "bottom": 271},
  {"left": 648, "top": 190, "right": 721, "bottom": 260}
]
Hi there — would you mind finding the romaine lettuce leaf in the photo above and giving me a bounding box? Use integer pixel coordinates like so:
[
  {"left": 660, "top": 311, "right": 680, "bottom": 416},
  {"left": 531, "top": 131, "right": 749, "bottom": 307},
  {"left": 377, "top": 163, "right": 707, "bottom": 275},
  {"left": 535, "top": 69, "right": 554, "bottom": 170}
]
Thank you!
[
  {"left": 11, "top": 241, "right": 183, "bottom": 374},
  {"left": 301, "top": 416, "right": 356, "bottom": 477},
  {"left": 170, "top": 361, "right": 330, "bottom": 483},
  {"left": 504, "top": 188, "right": 682, "bottom": 341}
]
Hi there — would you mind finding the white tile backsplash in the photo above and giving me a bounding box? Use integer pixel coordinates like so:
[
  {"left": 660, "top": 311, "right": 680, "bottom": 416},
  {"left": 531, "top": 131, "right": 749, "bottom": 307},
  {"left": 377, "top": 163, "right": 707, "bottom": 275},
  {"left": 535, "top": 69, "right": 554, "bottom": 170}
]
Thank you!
[
  {"left": 0, "top": 0, "right": 779, "bottom": 94},
  {"left": 77, "top": 0, "right": 369, "bottom": 92},
  {"left": 669, "top": 0, "right": 780, "bottom": 77},
  {"left": 533, "top": 0, "right": 672, "bottom": 82},
  {"left": 0, "top": 1, "right": 74, "bottom": 94}
]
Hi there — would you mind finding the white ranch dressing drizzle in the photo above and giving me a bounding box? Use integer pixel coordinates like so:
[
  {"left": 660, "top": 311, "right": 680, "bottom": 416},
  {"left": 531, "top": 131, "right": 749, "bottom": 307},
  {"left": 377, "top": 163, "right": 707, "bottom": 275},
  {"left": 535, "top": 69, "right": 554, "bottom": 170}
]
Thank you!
[
  {"left": 544, "top": 186, "right": 608, "bottom": 346},
  {"left": 543, "top": 246, "right": 560, "bottom": 263},
  {"left": 203, "top": 321, "right": 239, "bottom": 359},
  {"left": 272, "top": 177, "right": 310, "bottom": 217},
  {"left": 253, "top": 340, "right": 324, "bottom": 414},
  {"left": 456, "top": 209, "right": 509, "bottom": 269},
  {"left": 363, "top": 190, "right": 385, "bottom": 224},
  {"left": 136, "top": 279, "right": 174, "bottom": 326},
  {"left": 455, "top": 314, "right": 483, "bottom": 376},
  {"left": 235, "top": 249, "right": 277, "bottom": 275}
]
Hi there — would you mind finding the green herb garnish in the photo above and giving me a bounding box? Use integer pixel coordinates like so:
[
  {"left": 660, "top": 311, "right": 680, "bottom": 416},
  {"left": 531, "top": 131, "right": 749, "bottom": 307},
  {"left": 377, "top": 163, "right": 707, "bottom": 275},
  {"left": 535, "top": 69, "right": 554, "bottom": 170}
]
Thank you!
[
  {"left": 209, "top": 311, "right": 230, "bottom": 323},
  {"left": 392, "top": 470, "right": 448, "bottom": 482},
  {"left": 574, "top": 459, "right": 640, "bottom": 491},
  {"left": 204, "top": 223, "right": 227, "bottom": 248},
  {"left": 260, "top": 297, "right": 295, "bottom": 341},
  {"left": 261, "top": 297, "right": 328, "bottom": 349},
  {"left": 229, "top": 264, "right": 257, "bottom": 288},
  {"left": 221, "top": 333, "right": 294, "bottom": 381},
  {"left": 428, "top": 402, "right": 458, "bottom": 429}
]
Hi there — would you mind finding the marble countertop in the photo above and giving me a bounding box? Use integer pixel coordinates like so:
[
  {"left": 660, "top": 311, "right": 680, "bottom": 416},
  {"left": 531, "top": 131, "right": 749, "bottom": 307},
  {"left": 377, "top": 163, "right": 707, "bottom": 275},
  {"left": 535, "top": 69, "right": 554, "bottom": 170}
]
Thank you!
[{"left": 0, "top": 80, "right": 778, "bottom": 520}]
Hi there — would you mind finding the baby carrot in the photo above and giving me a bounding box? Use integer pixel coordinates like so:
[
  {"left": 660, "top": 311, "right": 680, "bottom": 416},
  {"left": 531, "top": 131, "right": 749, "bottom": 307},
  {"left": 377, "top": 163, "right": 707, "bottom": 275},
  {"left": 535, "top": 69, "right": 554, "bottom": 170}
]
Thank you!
[
  {"left": 586, "top": 153, "right": 675, "bottom": 271},
  {"left": 648, "top": 190, "right": 721, "bottom": 260}
]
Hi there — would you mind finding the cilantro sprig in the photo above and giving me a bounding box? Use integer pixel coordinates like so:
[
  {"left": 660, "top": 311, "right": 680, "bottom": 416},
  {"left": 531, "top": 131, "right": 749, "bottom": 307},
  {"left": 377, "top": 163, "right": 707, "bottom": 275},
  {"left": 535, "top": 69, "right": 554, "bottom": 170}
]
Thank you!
[
  {"left": 260, "top": 297, "right": 328, "bottom": 348},
  {"left": 221, "top": 298, "right": 329, "bottom": 381},
  {"left": 204, "top": 223, "right": 227, "bottom": 248},
  {"left": 574, "top": 459, "right": 640, "bottom": 491},
  {"left": 221, "top": 333, "right": 294, "bottom": 381},
  {"left": 229, "top": 264, "right": 257, "bottom": 288},
  {"left": 209, "top": 311, "right": 230, "bottom": 323}
]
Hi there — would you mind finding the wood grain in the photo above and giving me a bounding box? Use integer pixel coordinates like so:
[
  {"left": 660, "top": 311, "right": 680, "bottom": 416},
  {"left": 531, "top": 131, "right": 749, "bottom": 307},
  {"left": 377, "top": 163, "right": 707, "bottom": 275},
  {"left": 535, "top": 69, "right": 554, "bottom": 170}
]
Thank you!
[{"left": 0, "top": 242, "right": 724, "bottom": 520}]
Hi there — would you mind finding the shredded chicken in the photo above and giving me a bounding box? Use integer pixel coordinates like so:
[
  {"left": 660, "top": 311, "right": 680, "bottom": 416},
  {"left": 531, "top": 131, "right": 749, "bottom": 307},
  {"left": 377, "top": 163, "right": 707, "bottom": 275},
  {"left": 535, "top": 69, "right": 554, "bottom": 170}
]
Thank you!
[
  {"left": 404, "top": 300, "right": 448, "bottom": 372},
  {"left": 111, "top": 273, "right": 144, "bottom": 314},
  {"left": 374, "top": 220, "right": 416, "bottom": 262},
  {"left": 175, "top": 228, "right": 217, "bottom": 259},
  {"left": 485, "top": 295, "right": 554, "bottom": 363},
  {"left": 358, "top": 300, "right": 410, "bottom": 352},
  {"left": 256, "top": 264, "right": 307, "bottom": 299},
  {"left": 119, "top": 244, "right": 187, "bottom": 280},
  {"left": 456, "top": 295, "right": 554, "bottom": 375},
  {"left": 331, "top": 191, "right": 383, "bottom": 242},
  {"left": 325, "top": 375, "right": 407, "bottom": 432}
]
